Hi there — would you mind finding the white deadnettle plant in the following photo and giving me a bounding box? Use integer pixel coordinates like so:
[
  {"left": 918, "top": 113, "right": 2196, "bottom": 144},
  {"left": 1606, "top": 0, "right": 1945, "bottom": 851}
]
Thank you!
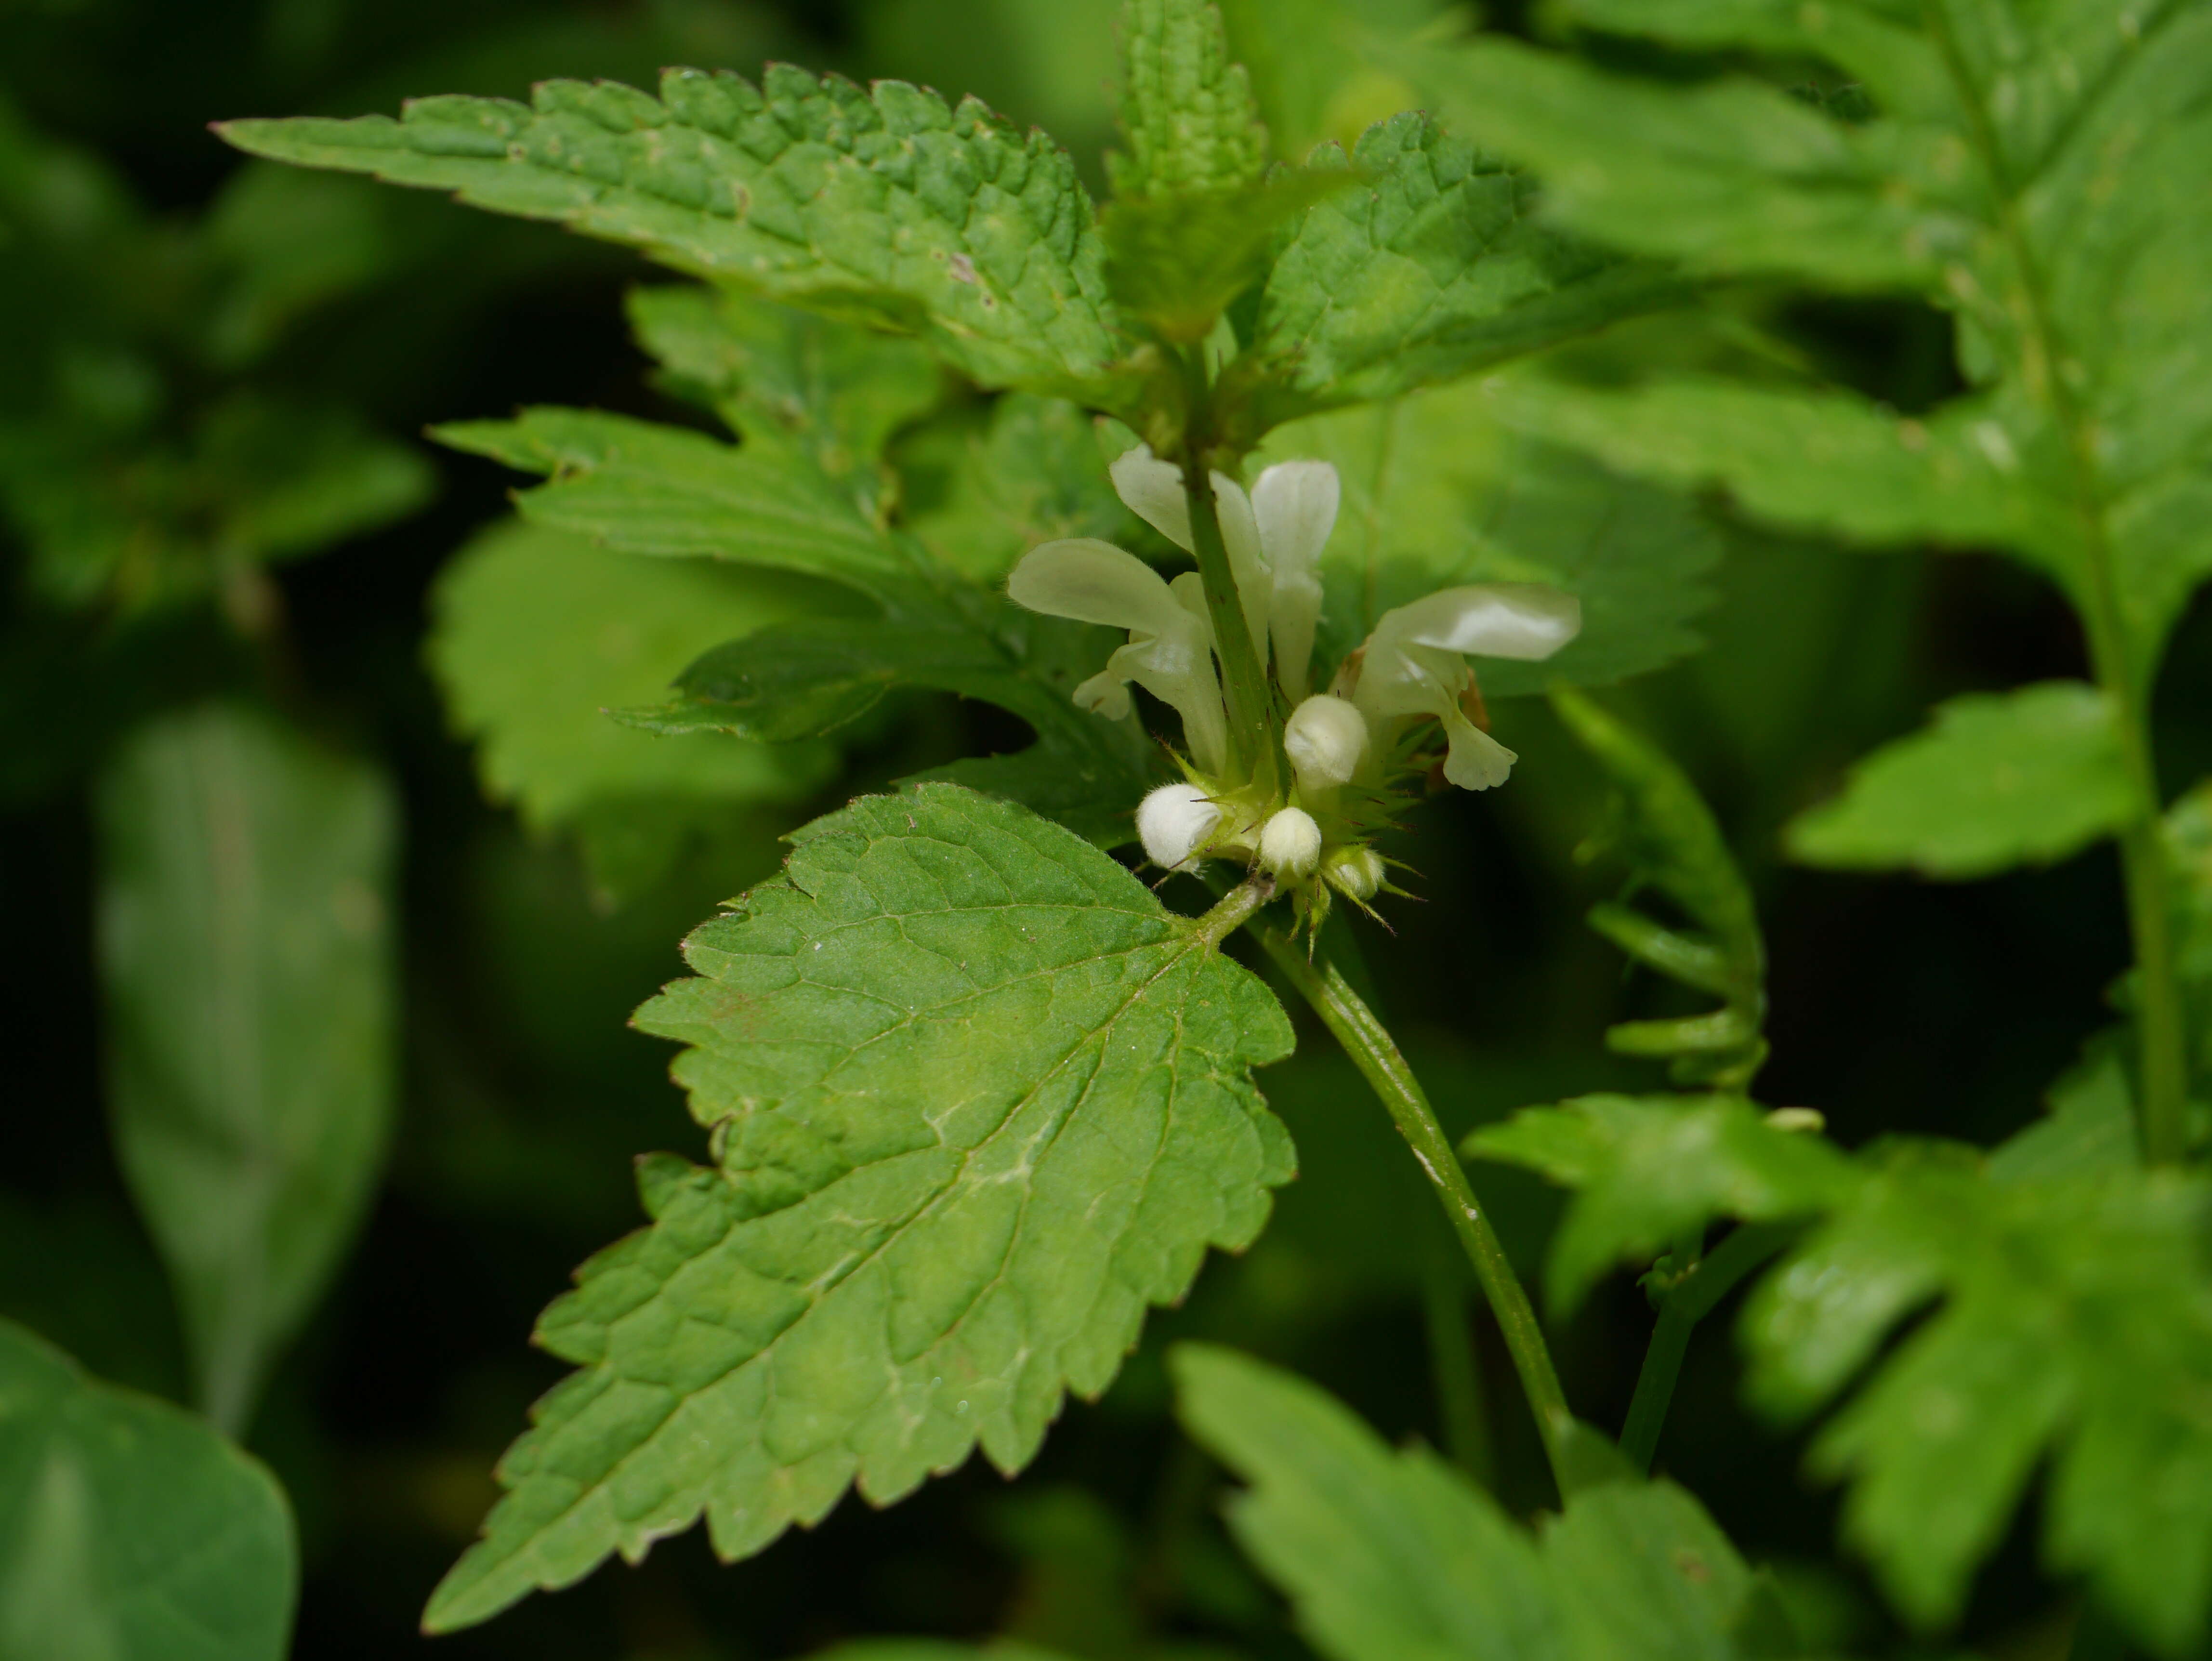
[{"left": 1008, "top": 447, "right": 1582, "bottom": 920}]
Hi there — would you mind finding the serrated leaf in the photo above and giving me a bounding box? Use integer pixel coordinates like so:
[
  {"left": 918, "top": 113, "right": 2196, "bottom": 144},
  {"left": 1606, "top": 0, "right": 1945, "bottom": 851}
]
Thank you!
[
  {"left": 1109, "top": 0, "right": 1268, "bottom": 199},
  {"left": 902, "top": 392, "right": 1136, "bottom": 581},
  {"left": 1407, "top": 5, "right": 2212, "bottom": 672},
  {"left": 1257, "top": 378, "right": 1720, "bottom": 695},
  {"left": 627, "top": 283, "right": 942, "bottom": 519},
  {"left": 1553, "top": 688, "right": 1767, "bottom": 1091},
  {"left": 1247, "top": 113, "right": 1689, "bottom": 416},
  {"left": 1741, "top": 1154, "right": 2212, "bottom": 1651},
  {"left": 1988, "top": 1036, "right": 2140, "bottom": 1185},
  {"left": 218, "top": 68, "right": 1133, "bottom": 400},
  {"left": 434, "top": 407, "right": 911, "bottom": 593},
  {"left": 1785, "top": 681, "right": 2132, "bottom": 879},
  {"left": 1104, "top": 169, "right": 1349, "bottom": 345},
  {"left": 1464, "top": 1096, "right": 1858, "bottom": 1316},
  {"left": 428, "top": 520, "right": 841, "bottom": 896},
  {"left": 1401, "top": 38, "right": 1953, "bottom": 290},
  {"left": 95, "top": 704, "right": 395, "bottom": 1436},
  {"left": 2169, "top": 781, "right": 2212, "bottom": 1097},
  {"left": 424, "top": 785, "right": 1295, "bottom": 1632},
  {"left": 0, "top": 1318, "right": 297, "bottom": 1661},
  {"left": 1172, "top": 1343, "right": 1764, "bottom": 1661},
  {"left": 1486, "top": 379, "right": 2051, "bottom": 569}
]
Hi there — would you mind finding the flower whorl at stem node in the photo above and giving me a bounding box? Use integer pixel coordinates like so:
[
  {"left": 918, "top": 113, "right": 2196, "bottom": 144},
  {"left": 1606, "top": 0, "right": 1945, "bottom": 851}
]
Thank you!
[{"left": 1004, "top": 443, "right": 1585, "bottom": 924}]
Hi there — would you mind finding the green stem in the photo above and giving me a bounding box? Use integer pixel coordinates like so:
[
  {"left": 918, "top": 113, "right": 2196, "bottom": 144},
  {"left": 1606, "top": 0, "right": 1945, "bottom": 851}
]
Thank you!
[
  {"left": 1174, "top": 349, "right": 1276, "bottom": 787},
  {"left": 1258, "top": 929, "right": 1575, "bottom": 1492},
  {"left": 1196, "top": 879, "right": 1273, "bottom": 947},
  {"left": 1619, "top": 1306, "right": 1692, "bottom": 1477},
  {"left": 1421, "top": 1251, "right": 1495, "bottom": 1484},
  {"left": 1923, "top": 8, "right": 2189, "bottom": 1162},
  {"left": 1618, "top": 1222, "right": 1794, "bottom": 1474}
]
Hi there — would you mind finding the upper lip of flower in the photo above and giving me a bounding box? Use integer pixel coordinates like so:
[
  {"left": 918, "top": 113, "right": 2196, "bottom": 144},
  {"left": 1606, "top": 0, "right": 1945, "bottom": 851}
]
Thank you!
[{"left": 1004, "top": 445, "right": 1584, "bottom": 797}]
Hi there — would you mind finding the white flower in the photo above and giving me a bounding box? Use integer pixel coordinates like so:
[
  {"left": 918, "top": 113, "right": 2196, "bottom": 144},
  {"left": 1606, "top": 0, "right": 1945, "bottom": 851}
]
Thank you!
[
  {"left": 1258, "top": 806, "right": 1323, "bottom": 879},
  {"left": 1348, "top": 585, "right": 1581, "bottom": 791},
  {"left": 1282, "top": 694, "right": 1369, "bottom": 793},
  {"left": 1108, "top": 448, "right": 1342, "bottom": 701},
  {"left": 1006, "top": 537, "right": 1230, "bottom": 775},
  {"left": 1136, "top": 782, "right": 1222, "bottom": 870}
]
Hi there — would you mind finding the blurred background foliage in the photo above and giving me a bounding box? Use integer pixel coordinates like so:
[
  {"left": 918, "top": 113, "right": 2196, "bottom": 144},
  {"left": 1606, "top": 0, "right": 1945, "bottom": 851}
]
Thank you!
[{"left": 5, "top": 0, "right": 2210, "bottom": 1657}]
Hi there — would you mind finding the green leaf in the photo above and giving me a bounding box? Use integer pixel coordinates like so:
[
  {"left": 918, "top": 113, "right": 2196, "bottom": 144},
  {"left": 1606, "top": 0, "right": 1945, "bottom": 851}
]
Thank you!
[
  {"left": 218, "top": 69, "right": 1132, "bottom": 400},
  {"left": 1464, "top": 1095, "right": 1858, "bottom": 1316},
  {"left": 1108, "top": 0, "right": 1269, "bottom": 199},
  {"left": 626, "top": 283, "right": 943, "bottom": 519},
  {"left": 2169, "top": 781, "right": 2212, "bottom": 1099},
  {"left": 1741, "top": 1152, "right": 2212, "bottom": 1651},
  {"left": 1247, "top": 113, "right": 1689, "bottom": 416},
  {"left": 424, "top": 785, "right": 1295, "bottom": 1632},
  {"left": 1785, "top": 681, "right": 2133, "bottom": 879},
  {"left": 433, "top": 407, "right": 910, "bottom": 594},
  {"left": 902, "top": 392, "right": 1136, "bottom": 581},
  {"left": 95, "top": 704, "right": 396, "bottom": 1436},
  {"left": 1407, "top": 6, "right": 2212, "bottom": 672},
  {"left": 1402, "top": 38, "right": 1946, "bottom": 290},
  {"left": 0, "top": 395, "right": 433, "bottom": 614},
  {"left": 812, "top": 1646, "right": 1078, "bottom": 1661},
  {"left": 427, "top": 520, "right": 842, "bottom": 896},
  {"left": 1553, "top": 687, "right": 1767, "bottom": 1091},
  {"left": 1485, "top": 379, "right": 2049, "bottom": 567},
  {"left": 1104, "top": 169, "right": 1349, "bottom": 345},
  {"left": 0, "top": 1318, "right": 296, "bottom": 1661},
  {"left": 1988, "top": 1035, "right": 2141, "bottom": 1185},
  {"left": 1465, "top": 1085, "right": 2212, "bottom": 1649},
  {"left": 1257, "top": 378, "right": 1721, "bottom": 695},
  {"left": 615, "top": 606, "right": 1159, "bottom": 846},
  {"left": 1172, "top": 1342, "right": 1766, "bottom": 1661}
]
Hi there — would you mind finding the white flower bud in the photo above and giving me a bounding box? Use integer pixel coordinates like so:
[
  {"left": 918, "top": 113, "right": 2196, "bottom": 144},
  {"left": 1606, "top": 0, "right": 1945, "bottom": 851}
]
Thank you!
[
  {"left": 1282, "top": 694, "right": 1369, "bottom": 791},
  {"left": 1324, "top": 844, "right": 1386, "bottom": 901},
  {"left": 1136, "top": 782, "right": 1221, "bottom": 870},
  {"left": 1258, "top": 806, "right": 1323, "bottom": 880}
]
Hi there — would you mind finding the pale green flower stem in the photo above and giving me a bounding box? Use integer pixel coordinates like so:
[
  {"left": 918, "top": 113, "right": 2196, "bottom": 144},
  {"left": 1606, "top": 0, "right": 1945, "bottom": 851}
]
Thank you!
[
  {"left": 1175, "top": 348, "right": 1277, "bottom": 790},
  {"left": 1256, "top": 922, "right": 1575, "bottom": 1494}
]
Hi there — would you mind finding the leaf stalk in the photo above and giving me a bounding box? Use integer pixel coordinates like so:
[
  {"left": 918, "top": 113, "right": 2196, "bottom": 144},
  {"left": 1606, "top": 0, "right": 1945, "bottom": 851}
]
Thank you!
[{"left": 1618, "top": 1222, "right": 1793, "bottom": 1474}]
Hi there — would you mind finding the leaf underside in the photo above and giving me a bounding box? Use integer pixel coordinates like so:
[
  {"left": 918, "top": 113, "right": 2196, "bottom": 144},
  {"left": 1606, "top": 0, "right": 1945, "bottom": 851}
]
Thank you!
[{"left": 425, "top": 784, "right": 1294, "bottom": 1632}]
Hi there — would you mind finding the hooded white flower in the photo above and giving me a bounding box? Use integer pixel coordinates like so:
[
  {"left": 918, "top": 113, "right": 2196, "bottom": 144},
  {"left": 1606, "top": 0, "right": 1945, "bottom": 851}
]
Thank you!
[
  {"left": 1348, "top": 584, "right": 1582, "bottom": 791},
  {"left": 1005, "top": 538, "right": 1231, "bottom": 775},
  {"left": 1106, "top": 446, "right": 1341, "bottom": 702},
  {"left": 1283, "top": 694, "right": 1369, "bottom": 793},
  {"left": 1136, "top": 782, "right": 1222, "bottom": 870}
]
